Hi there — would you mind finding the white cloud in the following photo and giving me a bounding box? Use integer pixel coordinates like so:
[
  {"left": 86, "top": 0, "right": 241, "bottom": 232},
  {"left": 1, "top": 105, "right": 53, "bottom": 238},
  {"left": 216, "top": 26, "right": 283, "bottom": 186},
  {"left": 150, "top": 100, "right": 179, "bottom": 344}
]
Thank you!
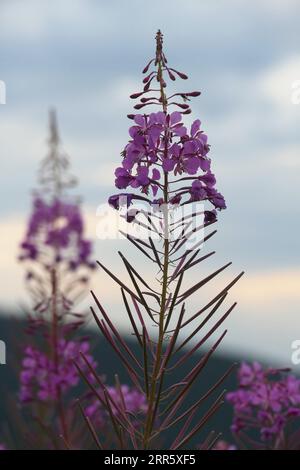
[
  {"left": 0, "top": 0, "right": 300, "bottom": 367},
  {"left": 0, "top": 214, "right": 27, "bottom": 307},
  {"left": 259, "top": 55, "right": 300, "bottom": 109},
  {"left": 0, "top": 0, "right": 108, "bottom": 41},
  {"left": 0, "top": 114, "right": 45, "bottom": 169},
  {"left": 272, "top": 146, "right": 300, "bottom": 169}
]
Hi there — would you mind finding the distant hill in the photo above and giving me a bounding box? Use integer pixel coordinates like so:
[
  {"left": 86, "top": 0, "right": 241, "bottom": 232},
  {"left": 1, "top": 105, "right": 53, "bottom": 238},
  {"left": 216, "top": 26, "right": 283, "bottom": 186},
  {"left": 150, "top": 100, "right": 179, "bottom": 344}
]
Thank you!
[{"left": 0, "top": 314, "right": 240, "bottom": 448}]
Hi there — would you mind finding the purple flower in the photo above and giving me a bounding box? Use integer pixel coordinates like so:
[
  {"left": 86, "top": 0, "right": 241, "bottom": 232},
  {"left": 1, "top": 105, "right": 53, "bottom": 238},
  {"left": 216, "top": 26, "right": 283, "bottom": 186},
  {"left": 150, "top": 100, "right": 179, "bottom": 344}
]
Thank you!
[
  {"left": 78, "top": 240, "right": 92, "bottom": 262},
  {"left": 199, "top": 171, "right": 216, "bottom": 187},
  {"left": 227, "top": 362, "right": 300, "bottom": 445},
  {"left": 108, "top": 193, "right": 152, "bottom": 224},
  {"left": 20, "top": 241, "right": 38, "bottom": 260},
  {"left": 108, "top": 193, "right": 134, "bottom": 210},
  {"left": 130, "top": 113, "right": 164, "bottom": 147},
  {"left": 19, "top": 340, "right": 97, "bottom": 403},
  {"left": 213, "top": 440, "right": 236, "bottom": 451},
  {"left": 19, "top": 197, "right": 94, "bottom": 271},
  {"left": 133, "top": 166, "right": 150, "bottom": 187},
  {"left": 85, "top": 384, "right": 146, "bottom": 428},
  {"left": 115, "top": 167, "right": 133, "bottom": 189},
  {"left": 209, "top": 190, "right": 226, "bottom": 210},
  {"left": 190, "top": 180, "right": 207, "bottom": 201},
  {"left": 204, "top": 210, "right": 217, "bottom": 224}
]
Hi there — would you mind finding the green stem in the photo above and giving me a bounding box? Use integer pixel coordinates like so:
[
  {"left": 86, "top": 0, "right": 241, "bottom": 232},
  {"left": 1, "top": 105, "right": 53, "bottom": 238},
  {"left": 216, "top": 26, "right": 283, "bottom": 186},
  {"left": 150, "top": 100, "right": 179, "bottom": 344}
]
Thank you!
[
  {"left": 143, "top": 183, "right": 169, "bottom": 449},
  {"left": 142, "top": 52, "right": 170, "bottom": 449},
  {"left": 51, "top": 264, "right": 68, "bottom": 443}
]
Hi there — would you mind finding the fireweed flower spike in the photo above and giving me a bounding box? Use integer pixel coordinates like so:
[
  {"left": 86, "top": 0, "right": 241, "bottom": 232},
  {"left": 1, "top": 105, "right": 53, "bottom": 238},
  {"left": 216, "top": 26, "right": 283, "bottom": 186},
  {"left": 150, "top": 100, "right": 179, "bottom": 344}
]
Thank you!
[
  {"left": 108, "top": 31, "right": 226, "bottom": 219},
  {"left": 17, "top": 111, "right": 97, "bottom": 448},
  {"left": 19, "top": 111, "right": 96, "bottom": 293},
  {"left": 84, "top": 31, "right": 244, "bottom": 450}
]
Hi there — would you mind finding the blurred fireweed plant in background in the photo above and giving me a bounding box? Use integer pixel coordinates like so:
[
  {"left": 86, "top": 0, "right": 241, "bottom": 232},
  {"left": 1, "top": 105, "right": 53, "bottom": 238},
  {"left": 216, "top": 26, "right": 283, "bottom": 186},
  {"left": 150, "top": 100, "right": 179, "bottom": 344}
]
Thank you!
[
  {"left": 226, "top": 362, "right": 300, "bottom": 450},
  {"left": 17, "top": 111, "right": 98, "bottom": 448},
  {"left": 77, "top": 31, "right": 244, "bottom": 450}
]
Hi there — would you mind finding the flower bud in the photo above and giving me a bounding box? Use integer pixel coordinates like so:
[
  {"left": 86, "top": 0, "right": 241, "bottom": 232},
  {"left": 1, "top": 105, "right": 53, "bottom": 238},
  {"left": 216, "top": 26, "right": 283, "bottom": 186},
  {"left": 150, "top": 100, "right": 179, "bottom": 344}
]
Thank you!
[
  {"left": 142, "top": 59, "right": 154, "bottom": 74},
  {"left": 130, "top": 92, "right": 144, "bottom": 99}
]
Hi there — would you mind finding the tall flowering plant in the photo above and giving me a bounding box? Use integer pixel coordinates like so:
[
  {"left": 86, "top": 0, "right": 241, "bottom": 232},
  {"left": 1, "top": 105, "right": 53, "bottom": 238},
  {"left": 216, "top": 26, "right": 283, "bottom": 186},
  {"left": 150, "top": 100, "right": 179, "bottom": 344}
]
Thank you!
[
  {"left": 80, "top": 31, "right": 244, "bottom": 450},
  {"left": 17, "top": 111, "right": 96, "bottom": 448}
]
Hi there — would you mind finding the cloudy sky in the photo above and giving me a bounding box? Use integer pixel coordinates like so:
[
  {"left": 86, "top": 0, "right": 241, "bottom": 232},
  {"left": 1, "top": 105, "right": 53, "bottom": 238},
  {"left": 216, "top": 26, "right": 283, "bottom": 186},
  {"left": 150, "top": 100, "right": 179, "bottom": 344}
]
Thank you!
[{"left": 0, "top": 0, "right": 299, "bottom": 365}]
